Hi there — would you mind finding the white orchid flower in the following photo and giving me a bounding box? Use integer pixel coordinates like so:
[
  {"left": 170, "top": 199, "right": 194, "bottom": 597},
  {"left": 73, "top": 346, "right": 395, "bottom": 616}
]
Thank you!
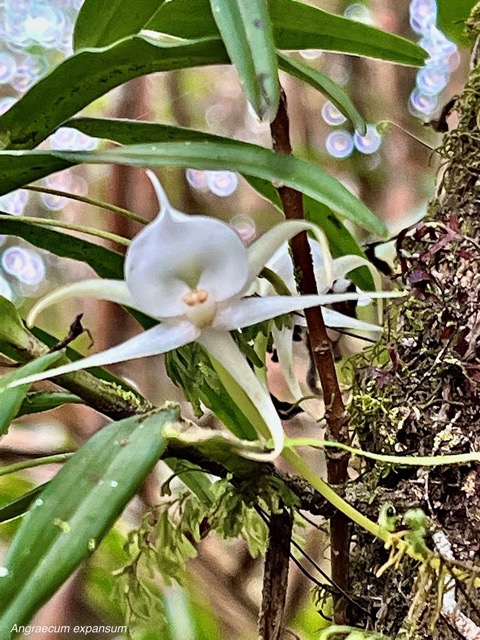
[
  {"left": 8, "top": 172, "right": 397, "bottom": 461},
  {"left": 259, "top": 239, "right": 383, "bottom": 401}
]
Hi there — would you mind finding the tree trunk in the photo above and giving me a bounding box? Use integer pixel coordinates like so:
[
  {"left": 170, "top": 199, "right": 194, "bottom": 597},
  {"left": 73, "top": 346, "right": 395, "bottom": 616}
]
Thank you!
[{"left": 347, "top": 37, "right": 480, "bottom": 640}]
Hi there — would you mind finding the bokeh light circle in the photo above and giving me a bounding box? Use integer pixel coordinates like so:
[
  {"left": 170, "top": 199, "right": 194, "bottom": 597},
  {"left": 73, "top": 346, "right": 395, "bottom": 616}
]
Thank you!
[
  {"left": 353, "top": 125, "right": 382, "bottom": 154},
  {"left": 409, "top": 88, "right": 439, "bottom": 116},
  {"left": 0, "top": 190, "right": 29, "bottom": 216},
  {"left": 343, "top": 3, "right": 374, "bottom": 25},
  {"left": 0, "top": 51, "right": 15, "bottom": 83},
  {"left": 205, "top": 170, "right": 238, "bottom": 197},
  {"left": 1, "top": 246, "right": 46, "bottom": 285},
  {"left": 325, "top": 130, "right": 354, "bottom": 159},
  {"left": 321, "top": 101, "right": 347, "bottom": 126},
  {"left": 230, "top": 214, "right": 256, "bottom": 244},
  {"left": 0, "top": 272, "right": 14, "bottom": 301},
  {"left": 186, "top": 168, "right": 208, "bottom": 191}
]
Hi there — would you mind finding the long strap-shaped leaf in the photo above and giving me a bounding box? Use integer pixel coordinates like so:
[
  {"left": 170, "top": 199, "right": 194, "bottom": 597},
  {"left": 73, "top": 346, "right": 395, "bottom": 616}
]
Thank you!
[
  {"left": 0, "top": 4, "right": 425, "bottom": 151},
  {"left": 148, "top": 0, "right": 426, "bottom": 65},
  {"left": 0, "top": 216, "right": 124, "bottom": 278},
  {"left": 73, "top": 0, "right": 166, "bottom": 50},
  {"left": 0, "top": 407, "right": 178, "bottom": 637},
  {"left": 0, "top": 140, "right": 387, "bottom": 237},
  {"left": 209, "top": 0, "right": 279, "bottom": 121},
  {"left": 0, "top": 36, "right": 229, "bottom": 150}
]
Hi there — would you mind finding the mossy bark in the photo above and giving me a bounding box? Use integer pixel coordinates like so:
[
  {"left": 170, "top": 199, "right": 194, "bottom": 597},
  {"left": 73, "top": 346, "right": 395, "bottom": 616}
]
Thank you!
[{"left": 347, "top": 40, "right": 480, "bottom": 640}]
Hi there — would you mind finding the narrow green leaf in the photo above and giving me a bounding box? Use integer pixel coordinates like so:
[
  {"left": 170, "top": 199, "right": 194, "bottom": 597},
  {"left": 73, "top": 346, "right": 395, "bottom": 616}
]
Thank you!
[
  {"left": 0, "top": 219, "right": 155, "bottom": 333},
  {"left": 0, "top": 352, "right": 63, "bottom": 436},
  {"left": 269, "top": 0, "right": 426, "bottom": 65},
  {"left": 0, "top": 3, "right": 424, "bottom": 152},
  {"left": 165, "top": 344, "right": 258, "bottom": 441},
  {"left": 148, "top": 0, "right": 427, "bottom": 66},
  {"left": 0, "top": 407, "right": 178, "bottom": 633},
  {"left": 437, "top": 0, "right": 476, "bottom": 46},
  {"left": 0, "top": 485, "right": 48, "bottom": 524},
  {"left": 0, "top": 140, "right": 386, "bottom": 235},
  {"left": 0, "top": 155, "right": 73, "bottom": 194},
  {"left": 209, "top": 0, "right": 279, "bottom": 121},
  {"left": 0, "top": 35, "right": 229, "bottom": 150},
  {"left": 277, "top": 53, "right": 366, "bottom": 135},
  {"left": 0, "top": 296, "right": 33, "bottom": 353},
  {"left": 17, "top": 391, "right": 83, "bottom": 417},
  {"left": 69, "top": 116, "right": 226, "bottom": 145},
  {"left": 74, "top": 0, "right": 166, "bottom": 51},
  {"left": 47, "top": 141, "right": 388, "bottom": 236},
  {"left": 0, "top": 217, "right": 124, "bottom": 279},
  {"left": 165, "top": 458, "right": 215, "bottom": 508}
]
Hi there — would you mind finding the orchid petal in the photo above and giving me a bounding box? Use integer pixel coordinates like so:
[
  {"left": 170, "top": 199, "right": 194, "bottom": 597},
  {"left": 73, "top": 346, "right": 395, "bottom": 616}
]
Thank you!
[
  {"left": 198, "top": 330, "right": 284, "bottom": 461},
  {"left": 27, "top": 280, "right": 135, "bottom": 328},
  {"left": 214, "top": 291, "right": 401, "bottom": 331},
  {"left": 6, "top": 321, "right": 200, "bottom": 389},
  {"left": 271, "top": 323, "right": 304, "bottom": 401},
  {"left": 331, "top": 254, "right": 383, "bottom": 321},
  {"left": 246, "top": 220, "right": 333, "bottom": 292},
  {"left": 125, "top": 176, "right": 249, "bottom": 318},
  {"left": 332, "top": 255, "right": 380, "bottom": 288},
  {"left": 321, "top": 308, "right": 382, "bottom": 333}
]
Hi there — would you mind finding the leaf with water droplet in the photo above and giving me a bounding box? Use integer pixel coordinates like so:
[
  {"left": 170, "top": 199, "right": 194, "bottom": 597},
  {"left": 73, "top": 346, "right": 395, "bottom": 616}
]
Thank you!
[{"left": 0, "top": 406, "right": 178, "bottom": 630}]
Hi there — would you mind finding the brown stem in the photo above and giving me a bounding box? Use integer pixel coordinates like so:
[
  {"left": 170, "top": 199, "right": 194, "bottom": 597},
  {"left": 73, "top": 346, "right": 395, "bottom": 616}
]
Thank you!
[
  {"left": 270, "top": 88, "right": 350, "bottom": 623},
  {"left": 259, "top": 507, "right": 293, "bottom": 640}
]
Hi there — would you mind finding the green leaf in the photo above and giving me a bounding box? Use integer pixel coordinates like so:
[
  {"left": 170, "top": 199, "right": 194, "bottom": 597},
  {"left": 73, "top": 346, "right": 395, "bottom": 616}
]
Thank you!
[
  {"left": 0, "top": 155, "right": 73, "bottom": 194},
  {"left": 0, "top": 3, "right": 424, "bottom": 152},
  {"left": 0, "top": 139, "right": 387, "bottom": 235},
  {"left": 69, "top": 116, "right": 228, "bottom": 145},
  {"left": 0, "top": 35, "right": 229, "bottom": 150},
  {"left": 0, "top": 295, "right": 33, "bottom": 353},
  {"left": 165, "top": 344, "right": 258, "bottom": 441},
  {"left": 269, "top": 0, "right": 426, "bottom": 65},
  {"left": 437, "top": 0, "right": 476, "bottom": 46},
  {"left": 0, "top": 485, "right": 47, "bottom": 524},
  {"left": 0, "top": 217, "right": 124, "bottom": 278},
  {"left": 0, "top": 407, "right": 177, "bottom": 633},
  {"left": 0, "top": 352, "right": 63, "bottom": 436},
  {"left": 48, "top": 142, "right": 387, "bottom": 237},
  {"left": 73, "top": 0, "right": 166, "bottom": 51},
  {"left": 148, "top": 0, "right": 427, "bottom": 66},
  {"left": 164, "top": 458, "right": 215, "bottom": 508},
  {"left": 17, "top": 391, "right": 83, "bottom": 417},
  {"left": 209, "top": 0, "right": 279, "bottom": 121},
  {"left": 0, "top": 218, "right": 155, "bottom": 333},
  {"left": 277, "top": 53, "right": 366, "bottom": 135}
]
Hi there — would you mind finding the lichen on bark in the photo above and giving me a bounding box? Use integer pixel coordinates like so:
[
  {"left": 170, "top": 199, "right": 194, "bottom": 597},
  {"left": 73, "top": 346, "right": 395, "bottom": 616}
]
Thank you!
[{"left": 346, "top": 35, "right": 480, "bottom": 640}]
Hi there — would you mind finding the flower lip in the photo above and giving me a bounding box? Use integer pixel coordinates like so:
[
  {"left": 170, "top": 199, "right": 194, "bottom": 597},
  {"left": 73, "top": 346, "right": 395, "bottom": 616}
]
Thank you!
[{"left": 125, "top": 172, "right": 249, "bottom": 320}]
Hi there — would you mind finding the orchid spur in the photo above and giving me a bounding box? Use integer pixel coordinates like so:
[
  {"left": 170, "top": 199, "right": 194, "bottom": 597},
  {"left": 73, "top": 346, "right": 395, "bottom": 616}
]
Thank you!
[{"left": 9, "top": 172, "right": 398, "bottom": 461}]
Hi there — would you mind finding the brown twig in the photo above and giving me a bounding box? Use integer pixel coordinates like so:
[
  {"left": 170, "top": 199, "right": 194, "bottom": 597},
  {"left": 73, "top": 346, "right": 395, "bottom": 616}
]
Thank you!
[
  {"left": 270, "top": 87, "right": 351, "bottom": 624},
  {"left": 258, "top": 507, "right": 293, "bottom": 640}
]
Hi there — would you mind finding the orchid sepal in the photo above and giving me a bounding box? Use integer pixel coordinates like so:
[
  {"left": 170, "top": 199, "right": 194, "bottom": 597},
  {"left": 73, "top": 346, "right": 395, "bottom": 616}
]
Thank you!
[
  {"left": 27, "top": 279, "right": 137, "bottom": 328},
  {"left": 6, "top": 321, "right": 201, "bottom": 389},
  {"left": 213, "top": 291, "right": 403, "bottom": 331},
  {"left": 245, "top": 220, "right": 334, "bottom": 293}
]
